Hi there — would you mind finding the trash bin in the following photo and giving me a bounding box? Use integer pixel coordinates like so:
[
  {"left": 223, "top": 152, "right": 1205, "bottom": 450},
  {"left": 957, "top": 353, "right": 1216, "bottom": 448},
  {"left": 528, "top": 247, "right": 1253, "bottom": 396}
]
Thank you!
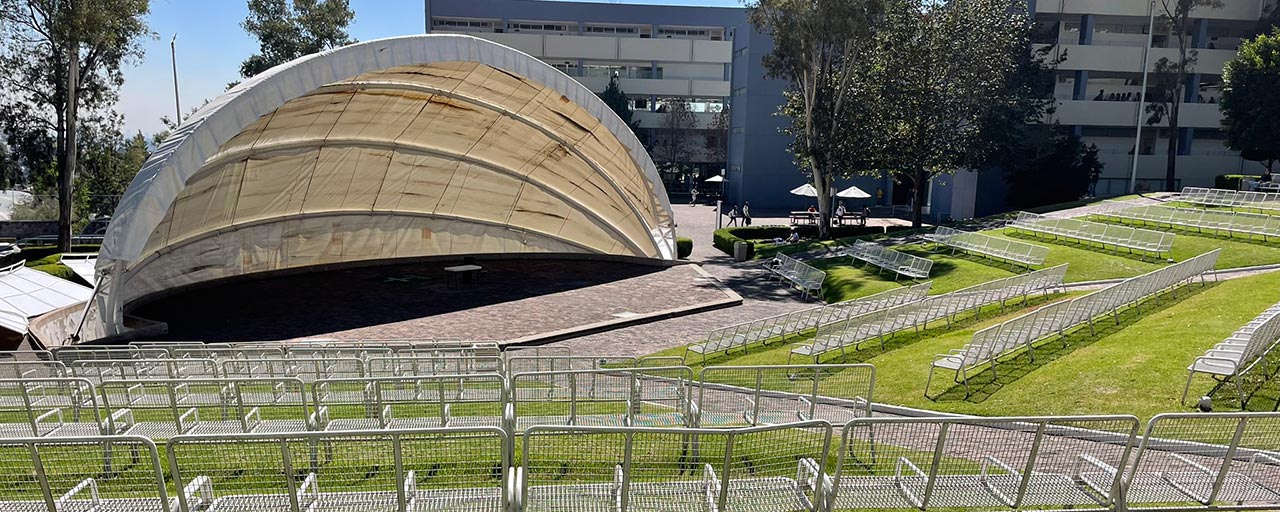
[{"left": 733, "top": 241, "right": 750, "bottom": 262}]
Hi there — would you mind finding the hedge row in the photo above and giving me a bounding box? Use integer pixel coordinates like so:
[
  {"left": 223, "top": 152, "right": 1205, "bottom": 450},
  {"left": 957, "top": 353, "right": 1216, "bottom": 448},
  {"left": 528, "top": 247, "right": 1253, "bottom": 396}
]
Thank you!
[
  {"left": 711, "top": 224, "right": 912, "bottom": 258},
  {"left": 1216, "top": 174, "right": 1262, "bottom": 191}
]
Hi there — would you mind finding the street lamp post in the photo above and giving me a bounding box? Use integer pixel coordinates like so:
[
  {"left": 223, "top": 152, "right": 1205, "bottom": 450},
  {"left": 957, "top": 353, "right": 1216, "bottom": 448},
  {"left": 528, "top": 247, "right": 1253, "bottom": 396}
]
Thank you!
[
  {"left": 171, "top": 34, "right": 181, "bottom": 121},
  {"left": 1129, "top": 0, "right": 1157, "bottom": 194}
]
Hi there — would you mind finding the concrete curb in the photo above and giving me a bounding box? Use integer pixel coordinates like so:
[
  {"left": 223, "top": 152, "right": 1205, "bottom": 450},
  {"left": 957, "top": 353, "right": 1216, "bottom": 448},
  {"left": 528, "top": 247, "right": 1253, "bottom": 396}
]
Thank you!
[{"left": 501, "top": 264, "right": 743, "bottom": 348}]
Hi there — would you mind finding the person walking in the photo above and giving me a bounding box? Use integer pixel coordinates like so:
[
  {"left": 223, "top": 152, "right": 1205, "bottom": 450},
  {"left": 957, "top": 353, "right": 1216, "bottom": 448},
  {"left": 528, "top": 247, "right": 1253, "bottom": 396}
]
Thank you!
[
  {"left": 727, "top": 205, "right": 739, "bottom": 227},
  {"left": 689, "top": 188, "right": 699, "bottom": 206},
  {"left": 742, "top": 202, "right": 752, "bottom": 226}
]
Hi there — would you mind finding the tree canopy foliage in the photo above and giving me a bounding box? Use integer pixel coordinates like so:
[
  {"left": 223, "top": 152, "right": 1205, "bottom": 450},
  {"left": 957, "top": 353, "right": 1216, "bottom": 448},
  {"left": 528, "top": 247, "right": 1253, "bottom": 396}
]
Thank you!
[
  {"left": 240, "top": 0, "right": 355, "bottom": 79},
  {"left": 0, "top": 0, "right": 151, "bottom": 249},
  {"left": 1220, "top": 29, "right": 1280, "bottom": 174}
]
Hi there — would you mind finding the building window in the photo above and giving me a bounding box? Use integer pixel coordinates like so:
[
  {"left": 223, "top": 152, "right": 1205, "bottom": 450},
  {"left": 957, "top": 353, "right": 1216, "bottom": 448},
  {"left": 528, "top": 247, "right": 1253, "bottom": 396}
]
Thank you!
[
  {"left": 584, "top": 25, "right": 639, "bottom": 35},
  {"left": 584, "top": 64, "right": 659, "bottom": 79},
  {"left": 510, "top": 22, "right": 569, "bottom": 33},
  {"left": 659, "top": 28, "right": 709, "bottom": 37},
  {"left": 432, "top": 18, "right": 494, "bottom": 31},
  {"left": 550, "top": 62, "right": 578, "bottom": 75}
]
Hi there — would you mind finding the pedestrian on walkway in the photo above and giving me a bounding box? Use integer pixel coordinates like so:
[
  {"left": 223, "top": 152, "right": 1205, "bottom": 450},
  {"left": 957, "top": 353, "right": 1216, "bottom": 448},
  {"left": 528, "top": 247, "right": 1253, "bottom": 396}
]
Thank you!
[
  {"left": 742, "top": 202, "right": 752, "bottom": 226},
  {"left": 690, "top": 188, "right": 699, "bottom": 205},
  {"left": 727, "top": 205, "right": 739, "bottom": 227}
]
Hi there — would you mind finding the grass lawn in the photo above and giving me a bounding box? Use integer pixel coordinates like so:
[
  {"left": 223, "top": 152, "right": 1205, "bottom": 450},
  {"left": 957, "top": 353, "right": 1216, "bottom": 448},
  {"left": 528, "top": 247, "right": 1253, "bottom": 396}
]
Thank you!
[
  {"left": 651, "top": 270, "right": 1280, "bottom": 421},
  {"left": 795, "top": 223, "right": 1280, "bottom": 304}
]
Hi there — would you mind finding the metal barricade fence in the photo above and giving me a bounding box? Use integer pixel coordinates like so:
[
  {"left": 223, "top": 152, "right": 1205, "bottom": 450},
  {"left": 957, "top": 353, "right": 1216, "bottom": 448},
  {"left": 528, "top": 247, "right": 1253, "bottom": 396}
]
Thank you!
[
  {"left": 694, "top": 365, "right": 874, "bottom": 429},
  {"left": 0, "top": 435, "right": 170, "bottom": 512},
  {"left": 167, "top": 427, "right": 510, "bottom": 512},
  {"left": 519, "top": 421, "right": 832, "bottom": 512}
]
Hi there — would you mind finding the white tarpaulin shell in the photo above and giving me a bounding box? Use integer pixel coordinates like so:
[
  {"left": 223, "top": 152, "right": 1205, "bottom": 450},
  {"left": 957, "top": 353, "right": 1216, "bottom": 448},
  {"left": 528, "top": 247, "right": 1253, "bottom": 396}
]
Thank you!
[
  {"left": 0, "top": 261, "right": 93, "bottom": 334},
  {"left": 98, "top": 35, "right": 676, "bottom": 307}
]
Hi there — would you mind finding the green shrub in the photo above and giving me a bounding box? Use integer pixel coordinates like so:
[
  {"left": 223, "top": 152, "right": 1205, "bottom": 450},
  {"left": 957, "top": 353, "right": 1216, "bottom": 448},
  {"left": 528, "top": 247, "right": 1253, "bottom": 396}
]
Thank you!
[
  {"left": 676, "top": 237, "right": 693, "bottom": 259},
  {"left": 712, "top": 228, "right": 755, "bottom": 259},
  {"left": 1216, "top": 174, "right": 1260, "bottom": 191}
]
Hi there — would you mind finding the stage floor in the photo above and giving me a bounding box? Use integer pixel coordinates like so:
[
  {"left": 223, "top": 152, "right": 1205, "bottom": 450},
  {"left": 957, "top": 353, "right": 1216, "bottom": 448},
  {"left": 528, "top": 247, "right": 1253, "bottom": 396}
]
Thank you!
[{"left": 132, "top": 259, "right": 738, "bottom": 344}]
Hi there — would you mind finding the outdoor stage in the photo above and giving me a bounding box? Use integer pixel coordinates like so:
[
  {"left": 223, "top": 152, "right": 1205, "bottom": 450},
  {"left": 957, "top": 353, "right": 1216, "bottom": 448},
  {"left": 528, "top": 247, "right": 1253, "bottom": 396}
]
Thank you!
[{"left": 131, "top": 259, "right": 740, "bottom": 345}]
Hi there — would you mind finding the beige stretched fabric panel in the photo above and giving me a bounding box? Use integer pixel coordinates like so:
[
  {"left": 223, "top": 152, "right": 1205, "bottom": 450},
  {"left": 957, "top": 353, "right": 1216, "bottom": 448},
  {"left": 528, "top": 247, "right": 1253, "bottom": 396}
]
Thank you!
[{"left": 100, "top": 36, "right": 675, "bottom": 307}]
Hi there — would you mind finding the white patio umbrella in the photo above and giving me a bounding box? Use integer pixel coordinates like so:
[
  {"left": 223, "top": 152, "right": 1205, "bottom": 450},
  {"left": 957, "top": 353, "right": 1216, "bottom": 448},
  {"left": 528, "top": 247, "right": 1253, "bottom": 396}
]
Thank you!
[
  {"left": 704, "top": 175, "right": 725, "bottom": 183},
  {"left": 836, "top": 185, "right": 871, "bottom": 199},
  {"left": 789, "top": 183, "right": 820, "bottom": 197}
]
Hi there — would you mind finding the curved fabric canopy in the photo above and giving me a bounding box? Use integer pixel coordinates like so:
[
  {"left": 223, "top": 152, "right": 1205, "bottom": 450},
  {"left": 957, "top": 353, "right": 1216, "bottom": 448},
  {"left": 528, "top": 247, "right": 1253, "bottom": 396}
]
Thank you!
[{"left": 97, "top": 35, "right": 675, "bottom": 308}]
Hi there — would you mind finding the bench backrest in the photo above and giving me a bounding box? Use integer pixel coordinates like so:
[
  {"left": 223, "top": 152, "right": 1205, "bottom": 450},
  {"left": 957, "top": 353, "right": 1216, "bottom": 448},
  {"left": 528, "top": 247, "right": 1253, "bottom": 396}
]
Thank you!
[
  {"left": 695, "top": 364, "right": 873, "bottom": 428},
  {"left": 0, "top": 377, "right": 104, "bottom": 437},
  {"left": 0, "top": 435, "right": 169, "bottom": 510},
  {"left": 521, "top": 421, "right": 831, "bottom": 512},
  {"left": 98, "top": 378, "right": 310, "bottom": 437},
  {"left": 1127, "top": 413, "right": 1280, "bottom": 508},
  {"left": 365, "top": 355, "right": 504, "bottom": 377},
  {"left": 510, "top": 367, "right": 692, "bottom": 429},
  {"left": 312, "top": 375, "right": 507, "bottom": 429},
  {"left": 834, "top": 415, "right": 1140, "bottom": 510},
  {"left": 168, "top": 427, "right": 510, "bottom": 512},
  {"left": 222, "top": 357, "right": 366, "bottom": 381}
]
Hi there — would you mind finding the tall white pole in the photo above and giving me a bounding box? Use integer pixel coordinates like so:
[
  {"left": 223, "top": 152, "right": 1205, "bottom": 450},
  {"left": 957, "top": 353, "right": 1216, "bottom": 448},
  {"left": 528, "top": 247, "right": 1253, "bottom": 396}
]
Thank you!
[
  {"left": 1129, "top": 1, "right": 1157, "bottom": 194},
  {"left": 171, "top": 34, "right": 181, "bottom": 121}
]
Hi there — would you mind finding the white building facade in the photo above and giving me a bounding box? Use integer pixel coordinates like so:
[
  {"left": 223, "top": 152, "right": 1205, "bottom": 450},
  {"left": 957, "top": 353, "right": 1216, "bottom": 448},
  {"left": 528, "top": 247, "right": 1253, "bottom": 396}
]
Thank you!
[{"left": 1033, "top": 0, "right": 1277, "bottom": 195}]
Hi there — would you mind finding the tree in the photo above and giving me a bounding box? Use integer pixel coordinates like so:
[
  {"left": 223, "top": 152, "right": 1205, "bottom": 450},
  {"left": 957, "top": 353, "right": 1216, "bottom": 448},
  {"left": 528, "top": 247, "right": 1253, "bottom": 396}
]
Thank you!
[
  {"left": 240, "top": 0, "right": 355, "bottom": 79},
  {"left": 864, "top": 0, "right": 1034, "bottom": 227},
  {"left": 704, "top": 105, "right": 730, "bottom": 165},
  {"left": 1004, "top": 129, "right": 1102, "bottom": 209},
  {"left": 1145, "top": 0, "right": 1223, "bottom": 192},
  {"left": 1220, "top": 29, "right": 1280, "bottom": 175},
  {"left": 652, "top": 98, "right": 700, "bottom": 183},
  {"left": 0, "top": 0, "right": 151, "bottom": 250},
  {"left": 746, "top": 0, "right": 880, "bottom": 238}
]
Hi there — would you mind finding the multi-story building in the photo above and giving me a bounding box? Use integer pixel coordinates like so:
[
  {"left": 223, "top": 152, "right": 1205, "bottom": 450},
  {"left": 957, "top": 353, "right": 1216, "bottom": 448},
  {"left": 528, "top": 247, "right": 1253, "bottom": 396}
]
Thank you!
[
  {"left": 425, "top": 0, "right": 1277, "bottom": 217},
  {"left": 1032, "top": 0, "right": 1276, "bottom": 198},
  {"left": 424, "top": 0, "right": 745, "bottom": 197}
]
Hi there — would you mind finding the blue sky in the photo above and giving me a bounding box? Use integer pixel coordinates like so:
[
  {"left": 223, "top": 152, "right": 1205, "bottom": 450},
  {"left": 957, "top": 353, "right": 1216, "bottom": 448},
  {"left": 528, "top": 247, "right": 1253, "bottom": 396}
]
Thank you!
[{"left": 118, "top": 0, "right": 741, "bottom": 136}]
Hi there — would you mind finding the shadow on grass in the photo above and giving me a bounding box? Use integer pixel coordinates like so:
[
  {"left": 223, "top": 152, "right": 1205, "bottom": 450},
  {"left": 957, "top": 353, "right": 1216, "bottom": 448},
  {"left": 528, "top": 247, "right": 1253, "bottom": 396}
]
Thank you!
[
  {"left": 1091, "top": 217, "right": 1280, "bottom": 251},
  {"left": 929, "top": 281, "right": 1219, "bottom": 404},
  {"left": 1003, "top": 229, "right": 1169, "bottom": 265},
  {"left": 682, "top": 291, "right": 1067, "bottom": 369},
  {"left": 811, "top": 293, "right": 1070, "bottom": 365}
]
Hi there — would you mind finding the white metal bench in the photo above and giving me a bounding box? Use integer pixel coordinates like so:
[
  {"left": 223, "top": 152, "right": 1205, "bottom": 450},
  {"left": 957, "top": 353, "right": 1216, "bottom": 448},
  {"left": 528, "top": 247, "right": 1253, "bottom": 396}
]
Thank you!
[
  {"left": 928, "top": 250, "right": 1220, "bottom": 398},
  {"left": 763, "top": 253, "right": 827, "bottom": 298},
  {"left": 843, "top": 240, "right": 934, "bottom": 279},
  {"left": 97, "top": 377, "right": 312, "bottom": 439},
  {"left": 1183, "top": 299, "right": 1280, "bottom": 407},
  {"left": 1095, "top": 202, "right": 1280, "bottom": 241},
  {"left": 518, "top": 421, "right": 831, "bottom": 512},
  {"left": 686, "top": 283, "right": 931, "bottom": 364},
  {"left": 311, "top": 375, "right": 508, "bottom": 431},
  {"left": 1008, "top": 211, "right": 1175, "bottom": 260},
  {"left": 925, "top": 226, "right": 1050, "bottom": 267}
]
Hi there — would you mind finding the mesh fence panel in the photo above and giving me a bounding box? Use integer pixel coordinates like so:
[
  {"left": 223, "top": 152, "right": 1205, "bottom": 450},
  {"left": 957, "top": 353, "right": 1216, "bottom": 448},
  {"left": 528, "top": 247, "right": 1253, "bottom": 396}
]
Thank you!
[
  {"left": 835, "top": 416, "right": 1138, "bottom": 511},
  {"left": 0, "top": 378, "right": 105, "bottom": 438},
  {"left": 696, "top": 365, "right": 874, "bottom": 428},
  {"left": 168, "top": 428, "right": 507, "bottom": 512},
  {"left": 313, "top": 376, "right": 508, "bottom": 431},
  {"left": 97, "top": 378, "right": 310, "bottom": 440},
  {"left": 0, "top": 436, "right": 169, "bottom": 512},
  {"left": 1128, "top": 413, "right": 1280, "bottom": 510}
]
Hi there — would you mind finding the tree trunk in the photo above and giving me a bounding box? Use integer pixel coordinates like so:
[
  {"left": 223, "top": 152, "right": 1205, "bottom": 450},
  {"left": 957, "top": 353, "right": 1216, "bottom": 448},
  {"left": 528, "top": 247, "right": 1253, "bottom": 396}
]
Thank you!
[
  {"left": 813, "top": 171, "right": 831, "bottom": 239},
  {"left": 912, "top": 168, "right": 928, "bottom": 228},
  {"left": 59, "top": 41, "right": 78, "bottom": 253},
  {"left": 1165, "top": 98, "right": 1181, "bottom": 193}
]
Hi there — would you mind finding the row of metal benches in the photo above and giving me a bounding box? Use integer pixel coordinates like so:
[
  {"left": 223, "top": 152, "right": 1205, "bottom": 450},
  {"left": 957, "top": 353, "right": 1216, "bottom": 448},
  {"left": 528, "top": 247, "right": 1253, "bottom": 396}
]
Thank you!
[
  {"left": 925, "top": 226, "right": 1050, "bottom": 267},
  {"left": 0, "top": 364, "right": 876, "bottom": 440},
  {"left": 3, "top": 411, "right": 1276, "bottom": 511},
  {"left": 1007, "top": 211, "right": 1175, "bottom": 260},
  {"left": 843, "top": 240, "right": 934, "bottom": 279},
  {"left": 787, "top": 264, "right": 1070, "bottom": 364},
  {"left": 1094, "top": 202, "right": 1280, "bottom": 241},
  {"left": 928, "top": 250, "right": 1220, "bottom": 398},
  {"left": 1185, "top": 296, "right": 1280, "bottom": 407}
]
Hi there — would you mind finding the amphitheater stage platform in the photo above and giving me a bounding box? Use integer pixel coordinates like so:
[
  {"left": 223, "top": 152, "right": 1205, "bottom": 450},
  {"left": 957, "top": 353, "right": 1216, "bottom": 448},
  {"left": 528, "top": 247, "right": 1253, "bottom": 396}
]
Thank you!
[{"left": 131, "top": 258, "right": 741, "bottom": 345}]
